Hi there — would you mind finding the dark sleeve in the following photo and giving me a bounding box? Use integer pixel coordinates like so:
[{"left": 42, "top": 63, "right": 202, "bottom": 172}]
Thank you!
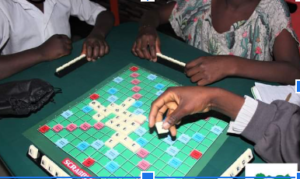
[{"left": 241, "top": 100, "right": 300, "bottom": 169}]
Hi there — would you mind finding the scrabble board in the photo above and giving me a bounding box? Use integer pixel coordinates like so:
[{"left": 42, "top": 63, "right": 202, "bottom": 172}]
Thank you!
[{"left": 24, "top": 64, "right": 229, "bottom": 177}]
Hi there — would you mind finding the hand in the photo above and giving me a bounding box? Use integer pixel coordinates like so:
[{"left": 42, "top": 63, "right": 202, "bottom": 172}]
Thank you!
[
  {"left": 185, "top": 56, "right": 236, "bottom": 86},
  {"left": 38, "top": 35, "right": 72, "bottom": 61},
  {"left": 82, "top": 33, "right": 109, "bottom": 61},
  {"left": 132, "top": 26, "right": 161, "bottom": 62},
  {"left": 149, "top": 86, "right": 216, "bottom": 136}
]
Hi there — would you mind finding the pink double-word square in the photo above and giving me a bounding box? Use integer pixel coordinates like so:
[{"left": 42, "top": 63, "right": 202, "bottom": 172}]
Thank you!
[
  {"left": 80, "top": 122, "right": 91, "bottom": 131},
  {"left": 66, "top": 123, "right": 77, "bottom": 132}
]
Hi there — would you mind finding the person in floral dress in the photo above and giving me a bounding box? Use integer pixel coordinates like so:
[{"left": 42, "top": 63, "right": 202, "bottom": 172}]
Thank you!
[{"left": 132, "top": 0, "right": 300, "bottom": 85}]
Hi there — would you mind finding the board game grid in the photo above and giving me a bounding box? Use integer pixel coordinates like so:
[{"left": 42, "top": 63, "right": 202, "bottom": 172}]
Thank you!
[{"left": 25, "top": 64, "right": 228, "bottom": 177}]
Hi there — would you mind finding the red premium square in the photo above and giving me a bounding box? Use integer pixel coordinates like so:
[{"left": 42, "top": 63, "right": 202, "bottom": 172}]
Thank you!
[
  {"left": 130, "top": 66, "right": 139, "bottom": 72},
  {"left": 39, "top": 125, "right": 50, "bottom": 133},
  {"left": 82, "top": 158, "right": 95, "bottom": 167},
  {"left": 190, "top": 150, "right": 202, "bottom": 159},
  {"left": 90, "top": 94, "right": 100, "bottom": 100}
]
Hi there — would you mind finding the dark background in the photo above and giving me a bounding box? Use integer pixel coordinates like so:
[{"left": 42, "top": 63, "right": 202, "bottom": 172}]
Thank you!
[
  {"left": 70, "top": 0, "right": 178, "bottom": 42},
  {"left": 70, "top": 0, "right": 298, "bottom": 42}
]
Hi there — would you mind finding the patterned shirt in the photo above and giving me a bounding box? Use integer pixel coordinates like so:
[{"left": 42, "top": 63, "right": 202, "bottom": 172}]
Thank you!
[{"left": 169, "top": 0, "right": 299, "bottom": 61}]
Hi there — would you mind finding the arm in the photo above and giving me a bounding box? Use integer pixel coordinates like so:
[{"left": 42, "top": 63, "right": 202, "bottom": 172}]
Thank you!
[
  {"left": 68, "top": 0, "right": 114, "bottom": 60},
  {"left": 0, "top": 35, "right": 72, "bottom": 80},
  {"left": 186, "top": 30, "right": 300, "bottom": 85},
  {"left": 0, "top": 48, "right": 43, "bottom": 80},
  {"left": 231, "top": 30, "right": 300, "bottom": 85},
  {"left": 82, "top": 10, "right": 114, "bottom": 61},
  {"left": 132, "top": 2, "right": 176, "bottom": 61},
  {"left": 149, "top": 86, "right": 245, "bottom": 136},
  {"left": 242, "top": 100, "right": 300, "bottom": 166},
  {"left": 92, "top": 11, "right": 114, "bottom": 39},
  {"left": 149, "top": 86, "right": 300, "bottom": 166}
]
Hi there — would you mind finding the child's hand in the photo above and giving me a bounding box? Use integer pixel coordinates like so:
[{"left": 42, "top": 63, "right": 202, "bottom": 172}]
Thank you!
[
  {"left": 38, "top": 35, "right": 72, "bottom": 61},
  {"left": 149, "top": 86, "right": 215, "bottom": 136},
  {"left": 132, "top": 26, "right": 161, "bottom": 62},
  {"left": 185, "top": 56, "right": 236, "bottom": 86},
  {"left": 82, "top": 33, "right": 109, "bottom": 61}
]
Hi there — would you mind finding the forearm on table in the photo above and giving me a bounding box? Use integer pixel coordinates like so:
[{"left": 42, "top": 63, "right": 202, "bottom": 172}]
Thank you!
[
  {"left": 209, "top": 88, "right": 245, "bottom": 119},
  {"left": 0, "top": 48, "right": 43, "bottom": 80},
  {"left": 230, "top": 56, "right": 300, "bottom": 85},
  {"left": 92, "top": 11, "right": 114, "bottom": 37}
]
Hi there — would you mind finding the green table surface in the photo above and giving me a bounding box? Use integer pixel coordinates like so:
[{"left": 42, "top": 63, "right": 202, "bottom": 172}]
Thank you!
[{"left": 0, "top": 22, "right": 263, "bottom": 177}]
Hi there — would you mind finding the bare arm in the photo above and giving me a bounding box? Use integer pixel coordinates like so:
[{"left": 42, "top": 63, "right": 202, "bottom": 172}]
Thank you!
[
  {"left": 186, "top": 30, "right": 300, "bottom": 85},
  {"left": 132, "top": 2, "right": 176, "bottom": 60},
  {"left": 82, "top": 11, "right": 114, "bottom": 61},
  {"left": 149, "top": 87, "right": 244, "bottom": 136},
  {"left": 0, "top": 35, "right": 72, "bottom": 80},
  {"left": 0, "top": 48, "right": 43, "bottom": 80},
  {"left": 92, "top": 11, "right": 114, "bottom": 38},
  {"left": 232, "top": 30, "right": 300, "bottom": 84}
]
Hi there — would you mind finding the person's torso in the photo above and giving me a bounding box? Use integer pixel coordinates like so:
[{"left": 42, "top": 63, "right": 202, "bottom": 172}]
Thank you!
[
  {"left": 169, "top": 0, "right": 295, "bottom": 61},
  {"left": 0, "top": 0, "right": 72, "bottom": 55}
]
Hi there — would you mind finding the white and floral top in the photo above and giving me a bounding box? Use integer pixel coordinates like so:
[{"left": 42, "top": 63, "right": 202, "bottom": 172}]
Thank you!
[{"left": 169, "top": 0, "right": 299, "bottom": 61}]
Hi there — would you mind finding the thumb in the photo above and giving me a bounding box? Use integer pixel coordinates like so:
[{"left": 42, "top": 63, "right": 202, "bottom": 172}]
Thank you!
[
  {"left": 156, "top": 38, "right": 161, "bottom": 54},
  {"left": 81, "top": 43, "right": 87, "bottom": 55},
  {"left": 163, "top": 105, "right": 188, "bottom": 130},
  {"left": 153, "top": 38, "right": 161, "bottom": 62}
]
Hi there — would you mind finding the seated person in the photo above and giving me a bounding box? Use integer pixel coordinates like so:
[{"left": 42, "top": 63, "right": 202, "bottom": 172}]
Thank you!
[
  {"left": 133, "top": 0, "right": 300, "bottom": 85},
  {"left": 0, "top": 0, "right": 114, "bottom": 80},
  {"left": 149, "top": 87, "right": 300, "bottom": 168}
]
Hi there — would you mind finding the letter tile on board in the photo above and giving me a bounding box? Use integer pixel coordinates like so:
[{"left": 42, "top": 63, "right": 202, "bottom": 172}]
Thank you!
[
  {"left": 89, "top": 100, "right": 101, "bottom": 109},
  {"left": 120, "top": 136, "right": 134, "bottom": 147},
  {"left": 133, "top": 115, "right": 147, "bottom": 124},
  {"left": 93, "top": 113, "right": 105, "bottom": 121},
  {"left": 107, "top": 103, "right": 119, "bottom": 111},
  {"left": 155, "top": 122, "right": 169, "bottom": 134},
  {"left": 111, "top": 132, "right": 122, "bottom": 141},
  {"left": 105, "top": 138, "right": 119, "bottom": 148},
  {"left": 128, "top": 141, "right": 141, "bottom": 153},
  {"left": 128, "top": 121, "right": 140, "bottom": 131}
]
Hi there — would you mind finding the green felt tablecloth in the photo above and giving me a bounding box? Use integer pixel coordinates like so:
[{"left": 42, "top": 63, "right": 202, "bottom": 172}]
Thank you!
[{"left": 0, "top": 22, "right": 263, "bottom": 177}]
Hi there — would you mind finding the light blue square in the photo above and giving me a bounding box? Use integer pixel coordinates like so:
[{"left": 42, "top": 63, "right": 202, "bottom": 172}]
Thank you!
[
  {"left": 91, "top": 140, "right": 104, "bottom": 150},
  {"left": 107, "top": 95, "right": 118, "bottom": 103},
  {"left": 105, "top": 161, "right": 119, "bottom": 173},
  {"left": 77, "top": 141, "right": 89, "bottom": 151},
  {"left": 192, "top": 133, "right": 205, "bottom": 142},
  {"left": 113, "top": 77, "right": 124, "bottom": 84},
  {"left": 136, "top": 137, "right": 148, "bottom": 147},
  {"left": 135, "top": 127, "right": 147, "bottom": 136},
  {"left": 108, "top": 88, "right": 118, "bottom": 95},
  {"left": 178, "top": 134, "right": 191, "bottom": 144},
  {"left": 166, "top": 146, "right": 179, "bottom": 156},
  {"left": 297, "top": 80, "right": 300, "bottom": 92},
  {"left": 105, "top": 149, "right": 119, "bottom": 160},
  {"left": 61, "top": 110, "right": 73, "bottom": 119},
  {"left": 154, "top": 83, "right": 165, "bottom": 90},
  {"left": 155, "top": 90, "right": 164, "bottom": 96},
  {"left": 168, "top": 157, "right": 182, "bottom": 169},
  {"left": 82, "top": 106, "right": 93, "bottom": 113},
  {"left": 133, "top": 108, "right": 145, "bottom": 115},
  {"left": 133, "top": 101, "right": 143, "bottom": 108},
  {"left": 55, "top": 138, "right": 68, "bottom": 148},
  {"left": 211, "top": 126, "right": 223, "bottom": 135},
  {"left": 163, "top": 135, "right": 175, "bottom": 145},
  {"left": 147, "top": 74, "right": 157, "bottom": 81}
]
